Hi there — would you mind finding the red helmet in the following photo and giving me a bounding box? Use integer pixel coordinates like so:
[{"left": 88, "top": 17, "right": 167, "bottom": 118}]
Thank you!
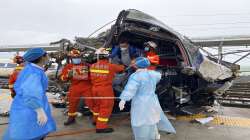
[
  {"left": 68, "top": 49, "right": 81, "bottom": 57},
  {"left": 13, "top": 56, "right": 24, "bottom": 64}
]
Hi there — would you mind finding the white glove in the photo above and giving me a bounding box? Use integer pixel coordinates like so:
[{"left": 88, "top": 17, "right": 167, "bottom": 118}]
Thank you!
[
  {"left": 35, "top": 108, "right": 48, "bottom": 126},
  {"left": 119, "top": 100, "right": 126, "bottom": 111}
]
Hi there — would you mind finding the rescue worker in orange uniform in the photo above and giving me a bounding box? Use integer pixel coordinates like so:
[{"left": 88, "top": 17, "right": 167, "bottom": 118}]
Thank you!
[
  {"left": 90, "top": 48, "right": 124, "bottom": 133},
  {"left": 60, "top": 49, "right": 93, "bottom": 126},
  {"left": 8, "top": 55, "right": 25, "bottom": 98},
  {"left": 144, "top": 41, "right": 160, "bottom": 70}
]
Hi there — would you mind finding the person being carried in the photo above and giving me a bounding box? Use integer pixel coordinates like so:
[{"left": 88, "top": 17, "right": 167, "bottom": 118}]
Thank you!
[{"left": 110, "top": 36, "right": 143, "bottom": 66}]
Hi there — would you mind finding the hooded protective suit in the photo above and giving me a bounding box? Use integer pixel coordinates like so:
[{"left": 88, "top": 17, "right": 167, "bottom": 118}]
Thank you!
[
  {"left": 120, "top": 69, "right": 176, "bottom": 140},
  {"left": 3, "top": 63, "right": 56, "bottom": 140}
]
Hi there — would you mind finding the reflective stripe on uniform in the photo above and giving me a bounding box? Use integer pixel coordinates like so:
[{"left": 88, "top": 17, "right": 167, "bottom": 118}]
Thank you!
[
  {"left": 15, "top": 66, "right": 23, "bottom": 70},
  {"left": 93, "top": 112, "right": 99, "bottom": 116},
  {"left": 97, "top": 117, "right": 109, "bottom": 122},
  {"left": 68, "top": 112, "right": 77, "bottom": 116},
  {"left": 90, "top": 69, "right": 109, "bottom": 74},
  {"left": 61, "top": 75, "right": 67, "bottom": 81}
]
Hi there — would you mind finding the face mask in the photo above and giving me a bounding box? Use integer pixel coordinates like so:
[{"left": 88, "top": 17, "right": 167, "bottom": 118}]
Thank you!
[
  {"left": 72, "top": 58, "right": 81, "bottom": 64},
  {"left": 120, "top": 47, "right": 127, "bottom": 51},
  {"left": 144, "top": 47, "right": 150, "bottom": 52},
  {"left": 42, "top": 56, "right": 49, "bottom": 66},
  {"left": 44, "top": 60, "right": 50, "bottom": 66}
]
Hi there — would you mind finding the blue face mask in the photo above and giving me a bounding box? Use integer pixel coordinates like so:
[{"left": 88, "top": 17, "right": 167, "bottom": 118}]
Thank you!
[
  {"left": 72, "top": 58, "right": 81, "bottom": 64},
  {"left": 144, "top": 47, "right": 150, "bottom": 52}
]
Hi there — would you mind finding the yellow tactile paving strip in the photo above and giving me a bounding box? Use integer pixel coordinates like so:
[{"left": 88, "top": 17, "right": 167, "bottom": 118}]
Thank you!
[
  {"left": 176, "top": 114, "right": 207, "bottom": 121},
  {"left": 213, "top": 115, "right": 250, "bottom": 127},
  {"left": 176, "top": 114, "right": 250, "bottom": 128}
]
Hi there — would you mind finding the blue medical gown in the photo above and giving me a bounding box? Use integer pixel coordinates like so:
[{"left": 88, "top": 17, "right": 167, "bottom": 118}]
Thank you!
[
  {"left": 120, "top": 70, "right": 176, "bottom": 134},
  {"left": 3, "top": 63, "right": 56, "bottom": 140}
]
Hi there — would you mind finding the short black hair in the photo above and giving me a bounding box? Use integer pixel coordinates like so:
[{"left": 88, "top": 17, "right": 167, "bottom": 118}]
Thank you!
[
  {"left": 30, "top": 52, "right": 47, "bottom": 64},
  {"left": 118, "top": 36, "right": 129, "bottom": 44}
]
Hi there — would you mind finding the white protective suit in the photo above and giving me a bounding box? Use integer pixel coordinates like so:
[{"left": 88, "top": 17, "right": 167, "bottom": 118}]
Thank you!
[{"left": 120, "top": 69, "right": 176, "bottom": 140}]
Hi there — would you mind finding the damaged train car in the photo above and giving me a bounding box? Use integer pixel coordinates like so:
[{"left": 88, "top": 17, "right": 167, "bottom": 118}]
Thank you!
[
  {"left": 0, "top": 9, "right": 239, "bottom": 115},
  {"left": 103, "top": 9, "right": 239, "bottom": 113}
]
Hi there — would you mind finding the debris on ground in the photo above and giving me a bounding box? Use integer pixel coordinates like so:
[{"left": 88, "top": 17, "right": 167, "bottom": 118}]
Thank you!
[
  {"left": 194, "top": 117, "right": 214, "bottom": 125},
  {"left": 0, "top": 110, "right": 9, "bottom": 117}
]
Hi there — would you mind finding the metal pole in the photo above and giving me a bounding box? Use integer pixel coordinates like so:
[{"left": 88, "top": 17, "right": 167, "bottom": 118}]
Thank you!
[
  {"left": 218, "top": 40, "right": 224, "bottom": 64},
  {"left": 212, "top": 50, "right": 250, "bottom": 56},
  {"left": 233, "top": 52, "right": 250, "bottom": 64}
]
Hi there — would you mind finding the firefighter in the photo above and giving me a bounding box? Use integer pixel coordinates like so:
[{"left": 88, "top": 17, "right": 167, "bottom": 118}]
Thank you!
[
  {"left": 144, "top": 41, "right": 160, "bottom": 70},
  {"left": 60, "top": 49, "right": 93, "bottom": 126},
  {"left": 8, "top": 55, "right": 25, "bottom": 98},
  {"left": 90, "top": 48, "right": 124, "bottom": 133}
]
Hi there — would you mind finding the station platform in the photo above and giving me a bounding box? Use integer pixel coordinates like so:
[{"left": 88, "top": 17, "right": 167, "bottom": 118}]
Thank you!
[{"left": 1, "top": 89, "right": 250, "bottom": 140}]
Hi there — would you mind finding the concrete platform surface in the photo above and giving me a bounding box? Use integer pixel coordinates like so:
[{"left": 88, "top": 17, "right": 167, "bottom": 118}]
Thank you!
[{"left": 1, "top": 89, "right": 250, "bottom": 140}]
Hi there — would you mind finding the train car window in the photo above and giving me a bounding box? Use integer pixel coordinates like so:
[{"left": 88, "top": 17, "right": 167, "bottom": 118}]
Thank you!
[
  {"left": 6, "top": 63, "right": 17, "bottom": 68},
  {"left": 0, "top": 63, "right": 5, "bottom": 67}
]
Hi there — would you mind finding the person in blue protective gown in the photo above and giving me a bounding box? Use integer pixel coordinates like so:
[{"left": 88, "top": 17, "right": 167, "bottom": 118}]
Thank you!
[
  {"left": 119, "top": 57, "right": 176, "bottom": 140},
  {"left": 2, "top": 48, "right": 56, "bottom": 140}
]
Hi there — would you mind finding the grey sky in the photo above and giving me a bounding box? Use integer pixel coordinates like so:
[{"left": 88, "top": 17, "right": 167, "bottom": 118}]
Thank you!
[
  {"left": 0, "top": 0, "right": 250, "bottom": 45},
  {"left": 0, "top": 0, "right": 249, "bottom": 66}
]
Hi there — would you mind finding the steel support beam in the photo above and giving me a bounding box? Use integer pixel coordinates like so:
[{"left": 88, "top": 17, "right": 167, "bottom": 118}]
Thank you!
[{"left": 233, "top": 52, "right": 250, "bottom": 64}]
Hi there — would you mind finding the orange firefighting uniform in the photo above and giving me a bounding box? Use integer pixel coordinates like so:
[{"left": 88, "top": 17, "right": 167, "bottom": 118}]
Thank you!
[
  {"left": 146, "top": 51, "right": 160, "bottom": 70},
  {"left": 9, "top": 64, "right": 24, "bottom": 98},
  {"left": 90, "top": 59, "right": 124, "bottom": 129},
  {"left": 60, "top": 63, "right": 93, "bottom": 117}
]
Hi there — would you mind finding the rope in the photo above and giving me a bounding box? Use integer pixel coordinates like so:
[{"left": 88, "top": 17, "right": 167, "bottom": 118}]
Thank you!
[
  {"left": 87, "top": 19, "right": 116, "bottom": 38},
  {"left": 71, "top": 97, "right": 121, "bottom": 99}
]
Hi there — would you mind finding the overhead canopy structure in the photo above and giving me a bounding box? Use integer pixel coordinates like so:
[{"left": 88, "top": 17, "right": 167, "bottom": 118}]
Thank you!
[
  {"left": 0, "top": 43, "right": 60, "bottom": 52},
  {"left": 191, "top": 35, "right": 250, "bottom": 47}
]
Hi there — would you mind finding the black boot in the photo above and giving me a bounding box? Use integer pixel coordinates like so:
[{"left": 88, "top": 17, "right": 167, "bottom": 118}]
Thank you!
[
  {"left": 64, "top": 116, "right": 76, "bottom": 126},
  {"left": 96, "top": 128, "right": 114, "bottom": 133},
  {"left": 82, "top": 110, "right": 92, "bottom": 116}
]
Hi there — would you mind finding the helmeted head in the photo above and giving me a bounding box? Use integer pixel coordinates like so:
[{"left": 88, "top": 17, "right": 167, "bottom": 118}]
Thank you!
[
  {"left": 95, "top": 47, "right": 110, "bottom": 59},
  {"left": 134, "top": 57, "right": 151, "bottom": 69},
  {"left": 144, "top": 41, "right": 157, "bottom": 52},
  {"left": 68, "top": 49, "right": 81, "bottom": 58},
  {"left": 13, "top": 55, "right": 24, "bottom": 64},
  {"left": 68, "top": 49, "right": 82, "bottom": 64},
  {"left": 23, "top": 48, "right": 47, "bottom": 63}
]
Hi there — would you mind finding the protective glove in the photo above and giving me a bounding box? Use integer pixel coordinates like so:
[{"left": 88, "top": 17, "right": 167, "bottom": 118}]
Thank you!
[
  {"left": 68, "top": 70, "right": 74, "bottom": 78},
  {"left": 156, "top": 134, "right": 161, "bottom": 140},
  {"left": 119, "top": 100, "right": 126, "bottom": 111},
  {"left": 35, "top": 108, "right": 48, "bottom": 126}
]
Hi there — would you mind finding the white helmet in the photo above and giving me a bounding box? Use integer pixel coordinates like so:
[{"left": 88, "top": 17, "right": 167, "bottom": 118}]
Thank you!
[
  {"left": 144, "top": 41, "right": 157, "bottom": 49},
  {"left": 95, "top": 47, "right": 109, "bottom": 55}
]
